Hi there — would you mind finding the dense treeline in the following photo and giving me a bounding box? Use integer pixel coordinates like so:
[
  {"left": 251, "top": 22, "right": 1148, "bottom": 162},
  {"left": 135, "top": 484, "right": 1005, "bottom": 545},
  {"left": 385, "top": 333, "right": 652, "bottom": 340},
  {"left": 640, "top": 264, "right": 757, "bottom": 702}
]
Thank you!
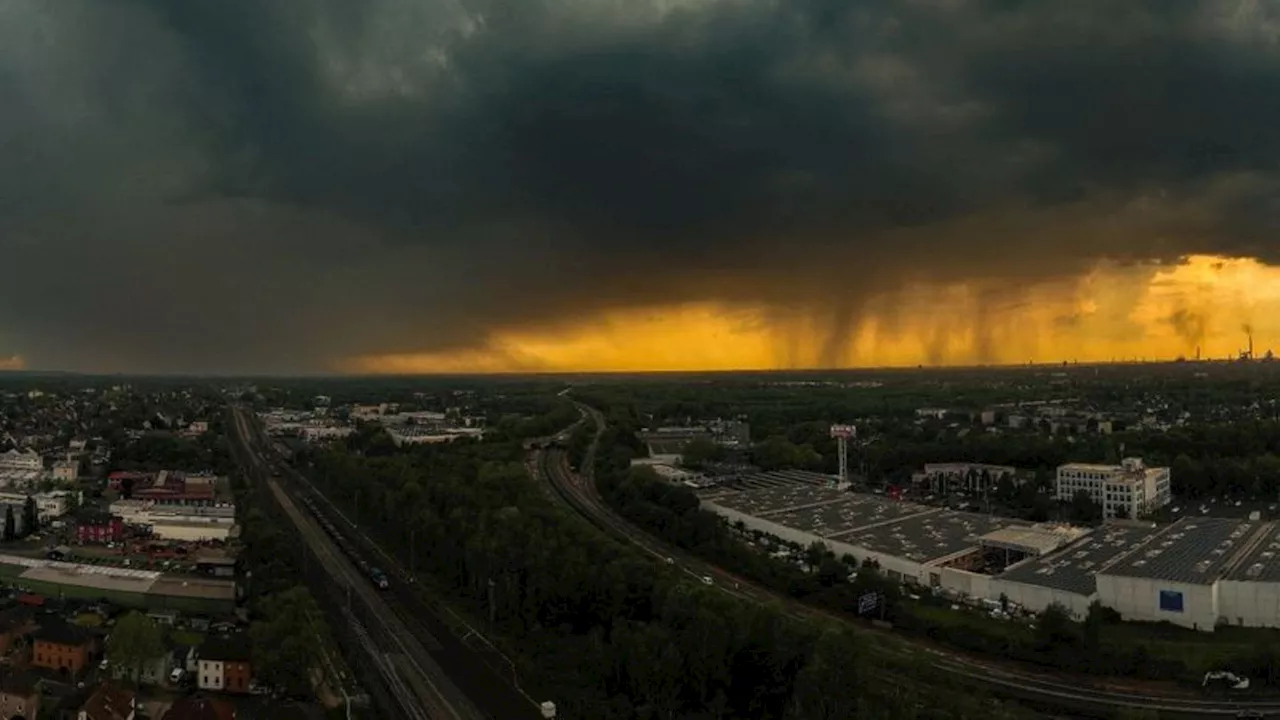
[
  {"left": 595, "top": 428, "right": 1280, "bottom": 688},
  {"left": 111, "top": 429, "right": 235, "bottom": 475},
  {"left": 577, "top": 379, "right": 1280, "bottom": 500},
  {"left": 299, "top": 407, "right": 1034, "bottom": 719}
]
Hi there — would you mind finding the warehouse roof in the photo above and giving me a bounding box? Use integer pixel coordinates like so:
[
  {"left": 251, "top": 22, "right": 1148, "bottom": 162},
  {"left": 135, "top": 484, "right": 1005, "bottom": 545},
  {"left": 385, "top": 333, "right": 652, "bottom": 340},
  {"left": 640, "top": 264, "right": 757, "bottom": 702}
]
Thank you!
[
  {"left": 1100, "top": 517, "right": 1258, "bottom": 585},
  {"left": 832, "top": 509, "right": 1020, "bottom": 563},
  {"left": 705, "top": 484, "right": 850, "bottom": 517},
  {"left": 770, "top": 494, "right": 934, "bottom": 536},
  {"left": 703, "top": 470, "right": 833, "bottom": 493},
  {"left": 999, "top": 524, "right": 1161, "bottom": 596},
  {"left": 1223, "top": 521, "right": 1280, "bottom": 582}
]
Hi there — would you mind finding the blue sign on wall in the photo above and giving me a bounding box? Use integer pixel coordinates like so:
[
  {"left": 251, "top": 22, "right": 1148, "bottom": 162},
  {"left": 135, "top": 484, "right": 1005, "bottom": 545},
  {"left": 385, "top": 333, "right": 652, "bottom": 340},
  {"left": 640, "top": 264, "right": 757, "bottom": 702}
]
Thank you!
[{"left": 1159, "top": 590, "right": 1184, "bottom": 613}]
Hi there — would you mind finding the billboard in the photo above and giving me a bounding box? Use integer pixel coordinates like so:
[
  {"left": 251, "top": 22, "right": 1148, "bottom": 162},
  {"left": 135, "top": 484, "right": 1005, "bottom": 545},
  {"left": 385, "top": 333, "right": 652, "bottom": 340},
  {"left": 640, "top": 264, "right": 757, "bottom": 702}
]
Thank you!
[
  {"left": 1158, "top": 589, "right": 1184, "bottom": 613},
  {"left": 829, "top": 424, "right": 857, "bottom": 438}
]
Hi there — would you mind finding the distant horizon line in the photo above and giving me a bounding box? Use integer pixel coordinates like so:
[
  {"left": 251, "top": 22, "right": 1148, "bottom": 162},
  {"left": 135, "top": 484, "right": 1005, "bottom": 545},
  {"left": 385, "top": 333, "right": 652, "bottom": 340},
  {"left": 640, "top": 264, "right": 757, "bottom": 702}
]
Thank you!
[{"left": 0, "top": 356, "right": 1273, "bottom": 380}]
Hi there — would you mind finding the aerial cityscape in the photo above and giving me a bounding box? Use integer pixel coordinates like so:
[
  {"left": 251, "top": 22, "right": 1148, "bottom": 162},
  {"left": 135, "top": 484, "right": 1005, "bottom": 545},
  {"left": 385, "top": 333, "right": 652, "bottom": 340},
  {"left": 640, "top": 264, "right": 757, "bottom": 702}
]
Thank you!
[{"left": 6, "top": 0, "right": 1280, "bottom": 718}]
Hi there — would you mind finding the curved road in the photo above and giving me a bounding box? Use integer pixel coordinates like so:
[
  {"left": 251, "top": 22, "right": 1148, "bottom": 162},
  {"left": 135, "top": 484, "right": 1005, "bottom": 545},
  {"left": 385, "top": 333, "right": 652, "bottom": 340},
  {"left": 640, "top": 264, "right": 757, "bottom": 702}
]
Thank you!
[{"left": 543, "top": 400, "right": 1280, "bottom": 719}]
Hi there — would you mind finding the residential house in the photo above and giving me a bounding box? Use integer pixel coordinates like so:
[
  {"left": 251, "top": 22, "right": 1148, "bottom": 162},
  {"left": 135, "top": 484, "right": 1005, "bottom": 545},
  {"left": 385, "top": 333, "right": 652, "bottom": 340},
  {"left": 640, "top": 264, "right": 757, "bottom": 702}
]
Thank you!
[
  {"left": 197, "top": 635, "right": 251, "bottom": 694},
  {"left": 0, "top": 672, "right": 40, "bottom": 720},
  {"left": 0, "top": 449, "right": 41, "bottom": 473},
  {"left": 52, "top": 460, "right": 79, "bottom": 483},
  {"left": 162, "top": 695, "right": 235, "bottom": 720},
  {"left": 32, "top": 620, "right": 94, "bottom": 678},
  {"left": 77, "top": 683, "right": 135, "bottom": 720}
]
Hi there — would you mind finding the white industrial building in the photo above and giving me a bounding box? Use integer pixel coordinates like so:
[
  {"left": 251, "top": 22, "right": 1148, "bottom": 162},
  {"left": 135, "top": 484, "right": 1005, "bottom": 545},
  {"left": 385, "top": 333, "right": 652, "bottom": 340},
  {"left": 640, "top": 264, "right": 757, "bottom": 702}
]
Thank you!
[
  {"left": 1055, "top": 458, "right": 1171, "bottom": 519},
  {"left": 700, "top": 474, "right": 1082, "bottom": 597},
  {"left": 992, "top": 523, "right": 1161, "bottom": 619},
  {"left": 148, "top": 518, "right": 236, "bottom": 542},
  {"left": 109, "top": 499, "right": 237, "bottom": 541},
  {"left": 1094, "top": 517, "right": 1252, "bottom": 631},
  {"left": 700, "top": 471, "right": 1280, "bottom": 632}
]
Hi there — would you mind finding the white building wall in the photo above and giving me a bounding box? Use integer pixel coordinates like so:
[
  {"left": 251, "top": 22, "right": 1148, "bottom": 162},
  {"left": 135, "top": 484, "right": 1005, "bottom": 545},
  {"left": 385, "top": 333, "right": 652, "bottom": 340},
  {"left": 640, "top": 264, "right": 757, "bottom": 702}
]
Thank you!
[
  {"left": 987, "top": 578, "right": 1093, "bottom": 619},
  {"left": 1095, "top": 574, "right": 1218, "bottom": 631},
  {"left": 938, "top": 567, "right": 992, "bottom": 600},
  {"left": 198, "top": 659, "right": 224, "bottom": 690},
  {"left": 1218, "top": 580, "right": 1280, "bottom": 629},
  {"left": 703, "top": 501, "right": 927, "bottom": 584}
]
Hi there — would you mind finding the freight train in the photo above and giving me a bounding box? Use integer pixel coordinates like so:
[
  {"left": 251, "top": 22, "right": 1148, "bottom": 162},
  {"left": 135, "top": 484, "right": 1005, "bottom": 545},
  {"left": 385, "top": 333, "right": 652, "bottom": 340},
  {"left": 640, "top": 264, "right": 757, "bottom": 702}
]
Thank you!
[{"left": 299, "top": 495, "right": 390, "bottom": 591}]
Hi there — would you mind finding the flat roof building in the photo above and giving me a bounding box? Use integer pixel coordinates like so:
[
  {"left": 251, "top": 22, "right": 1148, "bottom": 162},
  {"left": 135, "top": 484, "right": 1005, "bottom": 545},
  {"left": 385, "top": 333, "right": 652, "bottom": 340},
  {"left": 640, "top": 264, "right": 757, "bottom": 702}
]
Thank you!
[
  {"left": 1096, "top": 517, "right": 1258, "bottom": 630},
  {"left": 1055, "top": 457, "right": 1171, "bottom": 519},
  {"left": 993, "top": 524, "right": 1160, "bottom": 618}
]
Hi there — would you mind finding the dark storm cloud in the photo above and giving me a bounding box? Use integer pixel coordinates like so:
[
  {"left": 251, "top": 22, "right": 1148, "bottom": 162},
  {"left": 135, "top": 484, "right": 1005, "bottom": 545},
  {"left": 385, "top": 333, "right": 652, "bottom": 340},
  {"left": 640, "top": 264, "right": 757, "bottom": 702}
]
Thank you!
[{"left": 3, "top": 0, "right": 1280, "bottom": 372}]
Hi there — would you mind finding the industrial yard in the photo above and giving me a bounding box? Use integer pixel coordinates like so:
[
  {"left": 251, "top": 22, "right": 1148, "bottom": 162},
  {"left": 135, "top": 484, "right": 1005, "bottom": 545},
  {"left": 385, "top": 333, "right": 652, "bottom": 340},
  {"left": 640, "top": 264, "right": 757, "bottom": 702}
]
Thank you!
[{"left": 701, "top": 470, "right": 1280, "bottom": 632}]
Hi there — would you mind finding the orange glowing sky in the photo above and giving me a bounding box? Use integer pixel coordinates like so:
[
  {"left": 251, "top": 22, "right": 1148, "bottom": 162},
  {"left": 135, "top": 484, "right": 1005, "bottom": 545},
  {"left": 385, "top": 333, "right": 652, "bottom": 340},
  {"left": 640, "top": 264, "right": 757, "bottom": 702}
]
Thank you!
[{"left": 343, "top": 254, "right": 1280, "bottom": 374}]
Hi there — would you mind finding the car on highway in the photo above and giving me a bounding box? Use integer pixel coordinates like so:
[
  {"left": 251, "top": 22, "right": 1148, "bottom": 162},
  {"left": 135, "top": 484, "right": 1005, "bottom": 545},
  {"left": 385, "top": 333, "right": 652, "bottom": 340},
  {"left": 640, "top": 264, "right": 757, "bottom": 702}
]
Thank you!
[{"left": 700, "top": 575, "right": 714, "bottom": 586}]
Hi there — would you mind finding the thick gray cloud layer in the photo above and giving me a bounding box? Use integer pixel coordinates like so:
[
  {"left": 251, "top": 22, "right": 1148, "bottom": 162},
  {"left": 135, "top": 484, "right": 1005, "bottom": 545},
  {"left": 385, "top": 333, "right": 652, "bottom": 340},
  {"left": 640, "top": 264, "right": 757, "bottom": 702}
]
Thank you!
[{"left": 2, "top": 0, "right": 1279, "bottom": 372}]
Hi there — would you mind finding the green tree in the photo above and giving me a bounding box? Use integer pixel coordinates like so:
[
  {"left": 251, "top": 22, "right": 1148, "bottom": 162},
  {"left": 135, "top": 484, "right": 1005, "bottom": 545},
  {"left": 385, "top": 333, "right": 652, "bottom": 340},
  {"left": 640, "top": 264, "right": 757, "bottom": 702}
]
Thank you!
[
  {"left": 107, "top": 611, "right": 165, "bottom": 682},
  {"left": 21, "top": 496, "right": 37, "bottom": 536},
  {"left": 788, "top": 628, "right": 865, "bottom": 720},
  {"left": 680, "top": 437, "right": 723, "bottom": 468},
  {"left": 1068, "top": 490, "right": 1103, "bottom": 524},
  {"left": 1034, "top": 603, "right": 1078, "bottom": 650},
  {"left": 250, "top": 586, "right": 327, "bottom": 696}
]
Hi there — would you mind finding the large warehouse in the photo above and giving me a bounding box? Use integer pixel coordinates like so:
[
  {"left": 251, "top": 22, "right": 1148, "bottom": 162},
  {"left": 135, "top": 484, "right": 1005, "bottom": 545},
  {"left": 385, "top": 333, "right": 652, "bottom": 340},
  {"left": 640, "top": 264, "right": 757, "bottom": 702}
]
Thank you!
[
  {"left": 991, "top": 523, "right": 1160, "bottom": 619},
  {"left": 701, "top": 473, "right": 1280, "bottom": 631},
  {"left": 701, "top": 472, "right": 1084, "bottom": 599}
]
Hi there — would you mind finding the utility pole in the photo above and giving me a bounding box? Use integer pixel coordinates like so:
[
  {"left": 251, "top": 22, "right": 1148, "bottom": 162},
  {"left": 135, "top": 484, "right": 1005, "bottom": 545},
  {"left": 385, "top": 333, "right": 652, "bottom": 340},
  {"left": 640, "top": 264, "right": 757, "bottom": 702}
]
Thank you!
[{"left": 487, "top": 578, "right": 497, "bottom": 625}]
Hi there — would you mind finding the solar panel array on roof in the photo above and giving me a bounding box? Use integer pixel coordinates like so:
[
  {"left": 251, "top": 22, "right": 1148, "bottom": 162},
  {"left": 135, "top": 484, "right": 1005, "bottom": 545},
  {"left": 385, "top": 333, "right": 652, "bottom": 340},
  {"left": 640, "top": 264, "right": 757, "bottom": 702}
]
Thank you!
[
  {"left": 1102, "top": 517, "right": 1256, "bottom": 585},
  {"left": 1224, "top": 522, "right": 1280, "bottom": 582},
  {"left": 767, "top": 494, "right": 934, "bottom": 536},
  {"left": 832, "top": 510, "right": 1019, "bottom": 563},
  {"left": 707, "top": 484, "right": 849, "bottom": 517},
  {"left": 999, "top": 525, "right": 1160, "bottom": 595}
]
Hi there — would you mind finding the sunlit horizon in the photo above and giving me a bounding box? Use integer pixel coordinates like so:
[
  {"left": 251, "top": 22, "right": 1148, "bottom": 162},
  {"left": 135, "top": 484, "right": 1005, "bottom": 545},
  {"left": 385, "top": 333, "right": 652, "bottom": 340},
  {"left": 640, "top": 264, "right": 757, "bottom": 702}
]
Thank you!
[{"left": 341, "top": 254, "right": 1280, "bottom": 375}]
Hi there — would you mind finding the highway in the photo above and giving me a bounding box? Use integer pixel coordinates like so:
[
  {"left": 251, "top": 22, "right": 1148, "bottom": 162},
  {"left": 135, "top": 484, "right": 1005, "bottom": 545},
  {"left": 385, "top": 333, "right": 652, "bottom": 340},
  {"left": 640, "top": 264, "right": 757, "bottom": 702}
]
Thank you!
[
  {"left": 228, "top": 406, "right": 490, "bottom": 720},
  {"left": 542, "top": 400, "right": 1280, "bottom": 720}
]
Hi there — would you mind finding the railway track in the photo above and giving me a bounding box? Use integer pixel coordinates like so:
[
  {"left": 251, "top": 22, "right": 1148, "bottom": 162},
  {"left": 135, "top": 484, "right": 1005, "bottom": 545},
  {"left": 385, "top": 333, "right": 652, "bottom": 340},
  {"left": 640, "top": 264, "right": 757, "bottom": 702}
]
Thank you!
[
  {"left": 235, "top": 407, "right": 546, "bottom": 720},
  {"left": 231, "top": 406, "right": 489, "bottom": 720}
]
